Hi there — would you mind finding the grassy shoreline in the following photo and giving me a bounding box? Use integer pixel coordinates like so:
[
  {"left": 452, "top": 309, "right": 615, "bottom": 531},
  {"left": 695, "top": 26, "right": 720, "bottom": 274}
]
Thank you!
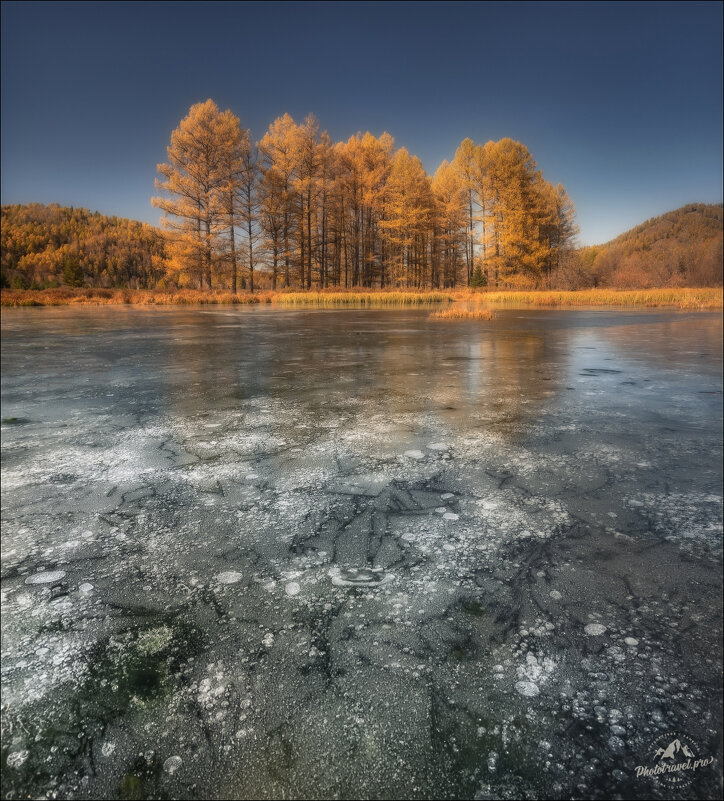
[
  {"left": 0, "top": 288, "right": 453, "bottom": 308},
  {"left": 275, "top": 290, "right": 453, "bottom": 305},
  {"left": 474, "top": 287, "right": 723, "bottom": 309},
  {"left": 0, "top": 286, "right": 721, "bottom": 309}
]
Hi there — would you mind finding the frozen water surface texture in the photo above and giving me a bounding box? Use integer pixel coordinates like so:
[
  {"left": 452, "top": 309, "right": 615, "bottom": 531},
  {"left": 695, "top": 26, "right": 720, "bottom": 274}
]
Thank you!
[{"left": 1, "top": 305, "right": 722, "bottom": 800}]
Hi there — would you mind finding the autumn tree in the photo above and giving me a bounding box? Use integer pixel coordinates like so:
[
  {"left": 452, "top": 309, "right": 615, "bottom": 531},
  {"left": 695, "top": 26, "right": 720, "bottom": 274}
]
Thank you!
[
  {"left": 336, "top": 135, "right": 366, "bottom": 286},
  {"left": 431, "top": 160, "right": 468, "bottom": 287},
  {"left": 217, "top": 109, "right": 251, "bottom": 293},
  {"left": 294, "top": 115, "right": 321, "bottom": 289},
  {"left": 239, "top": 142, "right": 260, "bottom": 292},
  {"left": 360, "top": 132, "right": 395, "bottom": 286},
  {"left": 259, "top": 168, "right": 284, "bottom": 290},
  {"left": 315, "top": 132, "right": 335, "bottom": 288},
  {"left": 258, "top": 114, "right": 301, "bottom": 288},
  {"left": 332, "top": 132, "right": 394, "bottom": 287},
  {"left": 379, "top": 149, "right": 434, "bottom": 288},
  {"left": 453, "top": 138, "right": 478, "bottom": 284},
  {"left": 540, "top": 182, "right": 579, "bottom": 287},
  {"left": 472, "top": 140, "right": 493, "bottom": 284},
  {"left": 153, "top": 99, "right": 230, "bottom": 289},
  {"left": 477, "top": 138, "right": 551, "bottom": 287}
]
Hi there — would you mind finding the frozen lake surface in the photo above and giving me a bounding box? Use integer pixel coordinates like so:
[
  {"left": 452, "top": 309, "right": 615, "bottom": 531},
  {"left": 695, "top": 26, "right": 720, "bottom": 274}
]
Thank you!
[{"left": 1, "top": 305, "right": 722, "bottom": 799}]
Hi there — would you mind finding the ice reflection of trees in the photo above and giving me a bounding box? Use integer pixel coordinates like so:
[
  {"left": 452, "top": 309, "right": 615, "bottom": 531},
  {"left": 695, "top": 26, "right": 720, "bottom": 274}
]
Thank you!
[
  {"left": 370, "top": 318, "right": 569, "bottom": 441},
  {"left": 162, "top": 308, "right": 572, "bottom": 443},
  {"left": 164, "top": 309, "right": 275, "bottom": 420}
]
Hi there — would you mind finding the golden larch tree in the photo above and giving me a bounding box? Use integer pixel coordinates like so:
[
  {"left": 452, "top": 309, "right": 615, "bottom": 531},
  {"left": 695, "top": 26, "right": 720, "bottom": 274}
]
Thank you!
[{"left": 152, "top": 99, "right": 233, "bottom": 289}]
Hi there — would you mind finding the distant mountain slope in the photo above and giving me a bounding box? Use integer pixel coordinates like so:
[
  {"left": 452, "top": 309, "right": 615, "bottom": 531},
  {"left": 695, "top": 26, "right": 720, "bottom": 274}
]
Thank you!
[
  {"left": 1, "top": 203, "right": 167, "bottom": 289},
  {"left": 580, "top": 203, "right": 722, "bottom": 287}
]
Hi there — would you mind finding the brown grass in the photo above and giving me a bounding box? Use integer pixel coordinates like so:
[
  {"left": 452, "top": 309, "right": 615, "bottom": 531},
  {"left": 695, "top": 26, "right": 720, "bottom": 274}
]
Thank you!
[
  {"left": 0, "top": 287, "right": 451, "bottom": 307},
  {"left": 430, "top": 307, "right": 495, "bottom": 320},
  {"left": 2, "top": 286, "right": 721, "bottom": 310},
  {"left": 274, "top": 290, "right": 452, "bottom": 306},
  {"left": 463, "top": 287, "right": 722, "bottom": 309},
  {"left": 0, "top": 288, "right": 274, "bottom": 306}
]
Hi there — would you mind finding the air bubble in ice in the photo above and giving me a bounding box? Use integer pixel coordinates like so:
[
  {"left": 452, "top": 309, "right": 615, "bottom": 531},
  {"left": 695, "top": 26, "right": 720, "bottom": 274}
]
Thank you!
[
  {"left": 25, "top": 571, "right": 66, "bottom": 585},
  {"left": 163, "top": 755, "right": 182, "bottom": 774},
  {"left": 331, "top": 568, "right": 386, "bottom": 587},
  {"left": 584, "top": 623, "right": 608, "bottom": 636},
  {"left": 6, "top": 750, "right": 29, "bottom": 768},
  {"left": 403, "top": 450, "right": 425, "bottom": 460},
  {"left": 216, "top": 571, "right": 242, "bottom": 584}
]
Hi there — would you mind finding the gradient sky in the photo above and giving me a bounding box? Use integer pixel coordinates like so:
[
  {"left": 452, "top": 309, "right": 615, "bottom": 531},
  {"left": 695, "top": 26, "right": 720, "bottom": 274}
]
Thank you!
[{"left": 1, "top": 1, "right": 722, "bottom": 245}]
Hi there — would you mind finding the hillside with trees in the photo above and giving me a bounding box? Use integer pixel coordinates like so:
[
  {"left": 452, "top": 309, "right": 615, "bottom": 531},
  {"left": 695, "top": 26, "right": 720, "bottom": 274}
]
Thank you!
[
  {"left": 579, "top": 203, "right": 722, "bottom": 288},
  {"left": 1, "top": 204, "right": 168, "bottom": 289}
]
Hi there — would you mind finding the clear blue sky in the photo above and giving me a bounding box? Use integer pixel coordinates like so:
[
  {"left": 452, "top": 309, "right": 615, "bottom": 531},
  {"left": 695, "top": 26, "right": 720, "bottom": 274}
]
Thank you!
[{"left": 1, "top": 1, "right": 722, "bottom": 245}]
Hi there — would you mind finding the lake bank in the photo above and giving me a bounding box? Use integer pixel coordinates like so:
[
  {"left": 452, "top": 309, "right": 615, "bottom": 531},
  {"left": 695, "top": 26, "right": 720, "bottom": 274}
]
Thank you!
[{"left": 1, "top": 286, "right": 722, "bottom": 309}]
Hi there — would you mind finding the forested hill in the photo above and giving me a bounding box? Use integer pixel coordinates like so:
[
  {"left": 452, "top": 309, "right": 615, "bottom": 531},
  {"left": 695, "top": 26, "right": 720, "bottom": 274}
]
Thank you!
[
  {"left": 1, "top": 203, "right": 168, "bottom": 289},
  {"left": 580, "top": 203, "right": 723, "bottom": 287},
  {"left": 2, "top": 201, "right": 722, "bottom": 291}
]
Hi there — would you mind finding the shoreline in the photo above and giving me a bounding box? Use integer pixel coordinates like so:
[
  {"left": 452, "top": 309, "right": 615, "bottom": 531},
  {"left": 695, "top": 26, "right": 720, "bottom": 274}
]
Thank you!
[{"left": 0, "top": 287, "right": 721, "bottom": 310}]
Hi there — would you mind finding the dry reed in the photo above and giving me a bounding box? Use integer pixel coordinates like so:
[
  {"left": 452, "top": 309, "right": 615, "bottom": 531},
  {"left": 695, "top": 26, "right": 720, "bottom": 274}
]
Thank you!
[
  {"left": 274, "top": 290, "right": 452, "bottom": 306},
  {"left": 2, "top": 286, "right": 721, "bottom": 309},
  {"left": 0, "top": 288, "right": 273, "bottom": 306},
  {"left": 430, "top": 307, "right": 495, "bottom": 320},
  {"left": 465, "top": 287, "right": 722, "bottom": 309}
]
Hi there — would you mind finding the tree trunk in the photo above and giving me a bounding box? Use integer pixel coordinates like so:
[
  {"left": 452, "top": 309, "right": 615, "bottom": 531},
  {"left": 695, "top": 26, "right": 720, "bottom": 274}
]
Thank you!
[
  {"left": 229, "top": 213, "right": 237, "bottom": 294},
  {"left": 205, "top": 216, "right": 212, "bottom": 290},
  {"left": 306, "top": 187, "right": 313, "bottom": 289},
  {"left": 283, "top": 212, "right": 290, "bottom": 288},
  {"left": 247, "top": 215, "right": 254, "bottom": 293},
  {"left": 272, "top": 243, "right": 278, "bottom": 290},
  {"left": 320, "top": 192, "right": 327, "bottom": 288},
  {"left": 468, "top": 190, "right": 474, "bottom": 285}
]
